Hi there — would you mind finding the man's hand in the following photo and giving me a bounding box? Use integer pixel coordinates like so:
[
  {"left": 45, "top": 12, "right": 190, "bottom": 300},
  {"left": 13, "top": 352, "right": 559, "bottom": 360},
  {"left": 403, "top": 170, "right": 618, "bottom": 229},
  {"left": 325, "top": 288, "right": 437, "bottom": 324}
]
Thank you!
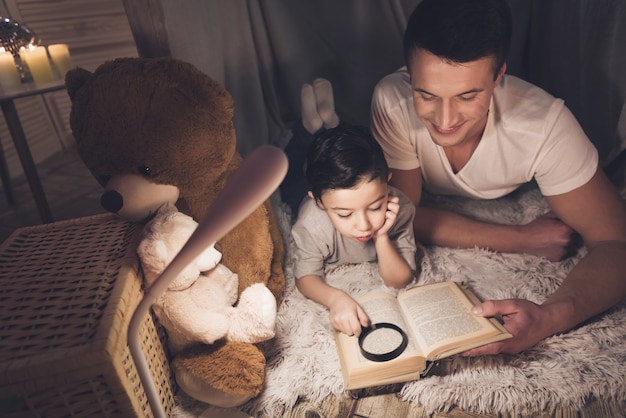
[
  {"left": 328, "top": 291, "right": 370, "bottom": 336},
  {"left": 462, "top": 299, "right": 555, "bottom": 356},
  {"left": 519, "top": 212, "right": 579, "bottom": 261}
]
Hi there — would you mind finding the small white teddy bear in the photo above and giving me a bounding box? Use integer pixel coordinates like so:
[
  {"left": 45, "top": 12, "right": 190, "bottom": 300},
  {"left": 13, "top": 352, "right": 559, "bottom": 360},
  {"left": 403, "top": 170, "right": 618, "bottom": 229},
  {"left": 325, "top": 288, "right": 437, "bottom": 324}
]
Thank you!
[{"left": 136, "top": 203, "right": 277, "bottom": 354}]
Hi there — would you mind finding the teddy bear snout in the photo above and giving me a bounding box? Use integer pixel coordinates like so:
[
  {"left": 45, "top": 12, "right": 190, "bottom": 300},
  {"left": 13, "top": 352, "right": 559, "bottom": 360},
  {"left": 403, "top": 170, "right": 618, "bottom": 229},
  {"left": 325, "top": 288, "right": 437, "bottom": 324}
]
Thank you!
[{"left": 101, "top": 190, "right": 123, "bottom": 213}]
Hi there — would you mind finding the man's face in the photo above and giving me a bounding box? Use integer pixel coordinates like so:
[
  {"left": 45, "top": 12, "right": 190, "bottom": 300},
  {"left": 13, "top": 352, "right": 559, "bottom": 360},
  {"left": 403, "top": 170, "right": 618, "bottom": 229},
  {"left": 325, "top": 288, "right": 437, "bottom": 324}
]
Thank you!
[{"left": 408, "top": 48, "right": 504, "bottom": 149}]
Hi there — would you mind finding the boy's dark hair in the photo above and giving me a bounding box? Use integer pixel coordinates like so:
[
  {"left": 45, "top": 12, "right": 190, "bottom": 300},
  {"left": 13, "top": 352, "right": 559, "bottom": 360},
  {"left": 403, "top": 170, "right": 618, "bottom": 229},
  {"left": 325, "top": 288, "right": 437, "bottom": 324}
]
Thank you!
[
  {"left": 403, "top": 0, "right": 512, "bottom": 79},
  {"left": 306, "top": 124, "right": 389, "bottom": 203}
]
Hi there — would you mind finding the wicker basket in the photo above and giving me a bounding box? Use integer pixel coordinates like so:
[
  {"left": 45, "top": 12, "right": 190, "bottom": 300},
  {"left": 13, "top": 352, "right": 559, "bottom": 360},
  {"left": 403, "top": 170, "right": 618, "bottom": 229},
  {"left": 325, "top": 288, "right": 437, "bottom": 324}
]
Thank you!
[{"left": 0, "top": 214, "right": 176, "bottom": 417}]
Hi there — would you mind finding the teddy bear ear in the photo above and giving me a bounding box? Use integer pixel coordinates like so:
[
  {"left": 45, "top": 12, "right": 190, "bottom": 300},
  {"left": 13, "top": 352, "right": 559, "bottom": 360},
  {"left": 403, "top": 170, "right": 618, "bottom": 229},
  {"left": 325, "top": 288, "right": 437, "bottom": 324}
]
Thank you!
[{"left": 65, "top": 67, "right": 93, "bottom": 101}]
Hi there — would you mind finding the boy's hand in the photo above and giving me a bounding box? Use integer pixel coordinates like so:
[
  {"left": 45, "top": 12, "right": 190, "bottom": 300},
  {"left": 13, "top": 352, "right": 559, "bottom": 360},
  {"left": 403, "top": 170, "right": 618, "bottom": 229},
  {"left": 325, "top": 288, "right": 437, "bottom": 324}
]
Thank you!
[
  {"left": 374, "top": 195, "right": 400, "bottom": 238},
  {"left": 328, "top": 291, "right": 370, "bottom": 336}
]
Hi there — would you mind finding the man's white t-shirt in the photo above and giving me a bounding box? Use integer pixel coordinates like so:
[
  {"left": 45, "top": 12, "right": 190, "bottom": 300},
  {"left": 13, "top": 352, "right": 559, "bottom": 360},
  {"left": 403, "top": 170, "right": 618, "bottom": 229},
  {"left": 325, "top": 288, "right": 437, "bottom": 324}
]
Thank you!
[{"left": 371, "top": 67, "right": 598, "bottom": 199}]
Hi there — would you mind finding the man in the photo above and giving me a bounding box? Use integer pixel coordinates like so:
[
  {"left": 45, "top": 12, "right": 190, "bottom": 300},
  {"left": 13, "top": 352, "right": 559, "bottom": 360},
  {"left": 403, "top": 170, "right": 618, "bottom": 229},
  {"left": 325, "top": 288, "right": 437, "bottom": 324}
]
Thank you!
[{"left": 371, "top": 0, "right": 626, "bottom": 355}]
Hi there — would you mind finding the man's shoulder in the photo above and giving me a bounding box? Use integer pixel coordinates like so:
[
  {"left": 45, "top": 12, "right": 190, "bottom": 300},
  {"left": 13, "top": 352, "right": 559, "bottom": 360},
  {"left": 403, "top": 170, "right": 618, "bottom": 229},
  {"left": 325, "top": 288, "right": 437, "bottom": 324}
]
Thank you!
[
  {"left": 497, "top": 75, "right": 562, "bottom": 110},
  {"left": 495, "top": 74, "right": 565, "bottom": 129},
  {"left": 374, "top": 66, "right": 412, "bottom": 97}
]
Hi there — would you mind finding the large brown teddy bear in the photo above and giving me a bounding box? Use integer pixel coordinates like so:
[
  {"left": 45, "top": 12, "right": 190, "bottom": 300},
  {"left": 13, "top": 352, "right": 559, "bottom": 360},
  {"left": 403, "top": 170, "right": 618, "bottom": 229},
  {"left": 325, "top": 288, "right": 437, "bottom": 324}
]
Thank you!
[{"left": 65, "top": 57, "right": 285, "bottom": 407}]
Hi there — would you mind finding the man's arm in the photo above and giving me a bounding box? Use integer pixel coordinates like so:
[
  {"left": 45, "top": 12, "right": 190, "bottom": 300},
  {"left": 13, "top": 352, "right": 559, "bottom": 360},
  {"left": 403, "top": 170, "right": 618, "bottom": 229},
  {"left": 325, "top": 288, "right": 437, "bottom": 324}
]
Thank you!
[
  {"left": 466, "top": 168, "right": 626, "bottom": 355},
  {"left": 389, "top": 167, "right": 576, "bottom": 261}
]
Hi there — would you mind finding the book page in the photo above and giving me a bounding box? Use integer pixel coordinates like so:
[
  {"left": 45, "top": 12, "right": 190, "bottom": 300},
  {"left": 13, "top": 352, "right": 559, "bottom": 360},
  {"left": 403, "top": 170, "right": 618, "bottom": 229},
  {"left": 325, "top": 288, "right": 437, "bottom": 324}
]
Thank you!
[
  {"left": 355, "top": 292, "right": 421, "bottom": 360},
  {"left": 334, "top": 291, "right": 427, "bottom": 388},
  {"left": 397, "top": 282, "right": 498, "bottom": 357},
  {"left": 358, "top": 292, "right": 408, "bottom": 328}
]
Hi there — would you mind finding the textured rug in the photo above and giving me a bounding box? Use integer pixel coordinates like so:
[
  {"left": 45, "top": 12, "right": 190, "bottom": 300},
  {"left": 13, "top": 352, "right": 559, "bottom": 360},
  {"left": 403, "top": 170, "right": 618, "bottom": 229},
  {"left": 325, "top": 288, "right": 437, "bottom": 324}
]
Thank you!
[{"left": 176, "top": 186, "right": 626, "bottom": 417}]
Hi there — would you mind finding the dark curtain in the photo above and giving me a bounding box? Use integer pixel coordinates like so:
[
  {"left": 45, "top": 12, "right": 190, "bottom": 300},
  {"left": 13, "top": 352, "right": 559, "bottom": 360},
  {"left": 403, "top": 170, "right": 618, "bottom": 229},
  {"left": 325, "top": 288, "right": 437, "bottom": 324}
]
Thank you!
[{"left": 124, "top": 0, "right": 626, "bottom": 165}]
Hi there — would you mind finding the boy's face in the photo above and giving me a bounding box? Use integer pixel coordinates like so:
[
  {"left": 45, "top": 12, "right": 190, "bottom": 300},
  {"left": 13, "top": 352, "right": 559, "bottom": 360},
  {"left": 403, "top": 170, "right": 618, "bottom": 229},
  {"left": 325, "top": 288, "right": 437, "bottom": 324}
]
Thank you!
[
  {"left": 314, "top": 178, "right": 389, "bottom": 243},
  {"left": 408, "top": 48, "right": 505, "bottom": 149}
]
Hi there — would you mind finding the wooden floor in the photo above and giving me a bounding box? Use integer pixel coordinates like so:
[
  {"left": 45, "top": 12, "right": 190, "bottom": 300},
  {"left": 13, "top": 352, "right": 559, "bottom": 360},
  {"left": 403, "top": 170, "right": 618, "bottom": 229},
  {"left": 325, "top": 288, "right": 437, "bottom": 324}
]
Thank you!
[
  {"left": 283, "top": 393, "right": 625, "bottom": 418},
  {"left": 278, "top": 360, "right": 626, "bottom": 418}
]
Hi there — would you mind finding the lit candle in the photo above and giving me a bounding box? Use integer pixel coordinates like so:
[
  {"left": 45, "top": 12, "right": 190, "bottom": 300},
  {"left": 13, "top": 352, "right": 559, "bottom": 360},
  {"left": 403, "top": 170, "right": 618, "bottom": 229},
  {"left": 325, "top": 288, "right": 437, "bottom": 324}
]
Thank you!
[
  {"left": 0, "top": 47, "right": 21, "bottom": 90},
  {"left": 20, "top": 45, "right": 55, "bottom": 85},
  {"left": 48, "top": 43, "right": 73, "bottom": 78}
]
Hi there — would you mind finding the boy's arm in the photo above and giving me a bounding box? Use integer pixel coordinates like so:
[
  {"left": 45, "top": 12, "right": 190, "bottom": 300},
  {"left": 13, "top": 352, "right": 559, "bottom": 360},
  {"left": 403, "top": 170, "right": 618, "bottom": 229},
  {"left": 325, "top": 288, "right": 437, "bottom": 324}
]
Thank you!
[
  {"left": 374, "top": 234, "right": 413, "bottom": 288},
  {"left": 373, "top": 195, "right": 414, "bottom": 288},
  {"left": 296, "top": 275, "right": 369, "bottom": 336},
  {"left": 296, "top": 274, "right": 344, "bottom": 308}
]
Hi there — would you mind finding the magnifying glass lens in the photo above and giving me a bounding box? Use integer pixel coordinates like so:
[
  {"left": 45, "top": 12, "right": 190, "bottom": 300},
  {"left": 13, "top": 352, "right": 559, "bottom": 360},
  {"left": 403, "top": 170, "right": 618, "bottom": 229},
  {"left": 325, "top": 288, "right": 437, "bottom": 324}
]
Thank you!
[
  {"left": 361, "top": 327, "right": 404, "bottom": 354},
  {"left": 358, "top": 323, "right": 408, "bottom": 362}
]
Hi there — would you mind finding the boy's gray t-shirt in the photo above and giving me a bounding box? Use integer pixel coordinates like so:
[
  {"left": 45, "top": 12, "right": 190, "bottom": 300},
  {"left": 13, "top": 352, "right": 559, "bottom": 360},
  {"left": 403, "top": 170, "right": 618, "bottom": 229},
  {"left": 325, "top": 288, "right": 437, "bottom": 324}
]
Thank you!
[{"left": 291, "top": 186, "right": 417, "bottom": 279}]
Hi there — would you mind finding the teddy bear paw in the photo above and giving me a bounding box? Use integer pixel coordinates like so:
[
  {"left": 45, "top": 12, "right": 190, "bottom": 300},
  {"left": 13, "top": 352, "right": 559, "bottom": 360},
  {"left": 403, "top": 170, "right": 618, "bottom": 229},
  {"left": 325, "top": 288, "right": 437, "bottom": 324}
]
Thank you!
[
  {"left": 172, "top": 341, "right": 266, "bottom": 408},
  {"left": 226, "top": 283, "right": 277, "bottom": 343}
]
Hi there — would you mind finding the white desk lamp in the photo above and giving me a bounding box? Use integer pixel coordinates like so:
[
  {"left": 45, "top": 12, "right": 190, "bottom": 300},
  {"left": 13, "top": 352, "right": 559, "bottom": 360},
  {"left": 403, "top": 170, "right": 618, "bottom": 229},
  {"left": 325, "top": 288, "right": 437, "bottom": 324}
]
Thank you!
[{"left": 128, "top": 145, "right": 288, "bottom": 418}]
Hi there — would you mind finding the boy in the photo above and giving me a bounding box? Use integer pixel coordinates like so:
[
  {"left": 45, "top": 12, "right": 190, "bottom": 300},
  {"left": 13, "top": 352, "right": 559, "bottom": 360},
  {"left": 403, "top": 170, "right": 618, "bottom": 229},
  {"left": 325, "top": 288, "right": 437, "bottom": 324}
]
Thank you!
[{"left": 291, "top": 124, "right": 417, "bottom": 336}]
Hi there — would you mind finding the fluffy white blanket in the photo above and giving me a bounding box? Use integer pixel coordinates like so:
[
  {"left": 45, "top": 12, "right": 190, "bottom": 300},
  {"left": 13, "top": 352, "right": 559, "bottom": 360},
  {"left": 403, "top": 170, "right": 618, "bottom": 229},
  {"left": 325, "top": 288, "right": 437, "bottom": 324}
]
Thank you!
[
  {"left": 242, "top": 185, "right": 626, "bottom": 416},
  {"left": 174, "top": 185, "right": 626, "bottom": 417}
]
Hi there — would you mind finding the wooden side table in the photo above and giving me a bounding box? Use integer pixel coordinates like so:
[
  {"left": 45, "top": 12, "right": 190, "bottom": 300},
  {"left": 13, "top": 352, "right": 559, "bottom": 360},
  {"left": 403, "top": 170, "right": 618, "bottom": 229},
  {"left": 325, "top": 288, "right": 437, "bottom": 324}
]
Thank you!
[{"left": 0, "top": 80, "right": 67, "bottom": 224}]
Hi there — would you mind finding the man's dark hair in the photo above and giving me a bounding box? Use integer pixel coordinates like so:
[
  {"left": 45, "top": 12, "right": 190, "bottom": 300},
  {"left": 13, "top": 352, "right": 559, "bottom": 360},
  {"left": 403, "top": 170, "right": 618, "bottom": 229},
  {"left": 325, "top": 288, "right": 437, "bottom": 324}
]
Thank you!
[
  {"left": 403, "top": 0, "right": 512, "bottom": 79},
  {"left": 306, "top": 124, "right": 389, "bottom": 203}
]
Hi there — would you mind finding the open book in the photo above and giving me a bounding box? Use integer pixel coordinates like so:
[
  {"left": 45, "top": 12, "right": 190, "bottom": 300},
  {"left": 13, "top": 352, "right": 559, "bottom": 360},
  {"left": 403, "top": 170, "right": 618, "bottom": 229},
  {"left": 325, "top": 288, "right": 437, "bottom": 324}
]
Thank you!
[{"left": 334, "top": 281, "right": 512, "bottom": 390}]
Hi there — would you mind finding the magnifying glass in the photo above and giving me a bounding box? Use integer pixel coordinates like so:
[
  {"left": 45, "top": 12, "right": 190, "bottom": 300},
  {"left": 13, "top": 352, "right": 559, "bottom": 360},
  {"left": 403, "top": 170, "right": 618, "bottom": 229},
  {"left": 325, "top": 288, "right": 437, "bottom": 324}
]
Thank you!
[{"left": 358, "top": 322, "right": 408, "bottom": 362}]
